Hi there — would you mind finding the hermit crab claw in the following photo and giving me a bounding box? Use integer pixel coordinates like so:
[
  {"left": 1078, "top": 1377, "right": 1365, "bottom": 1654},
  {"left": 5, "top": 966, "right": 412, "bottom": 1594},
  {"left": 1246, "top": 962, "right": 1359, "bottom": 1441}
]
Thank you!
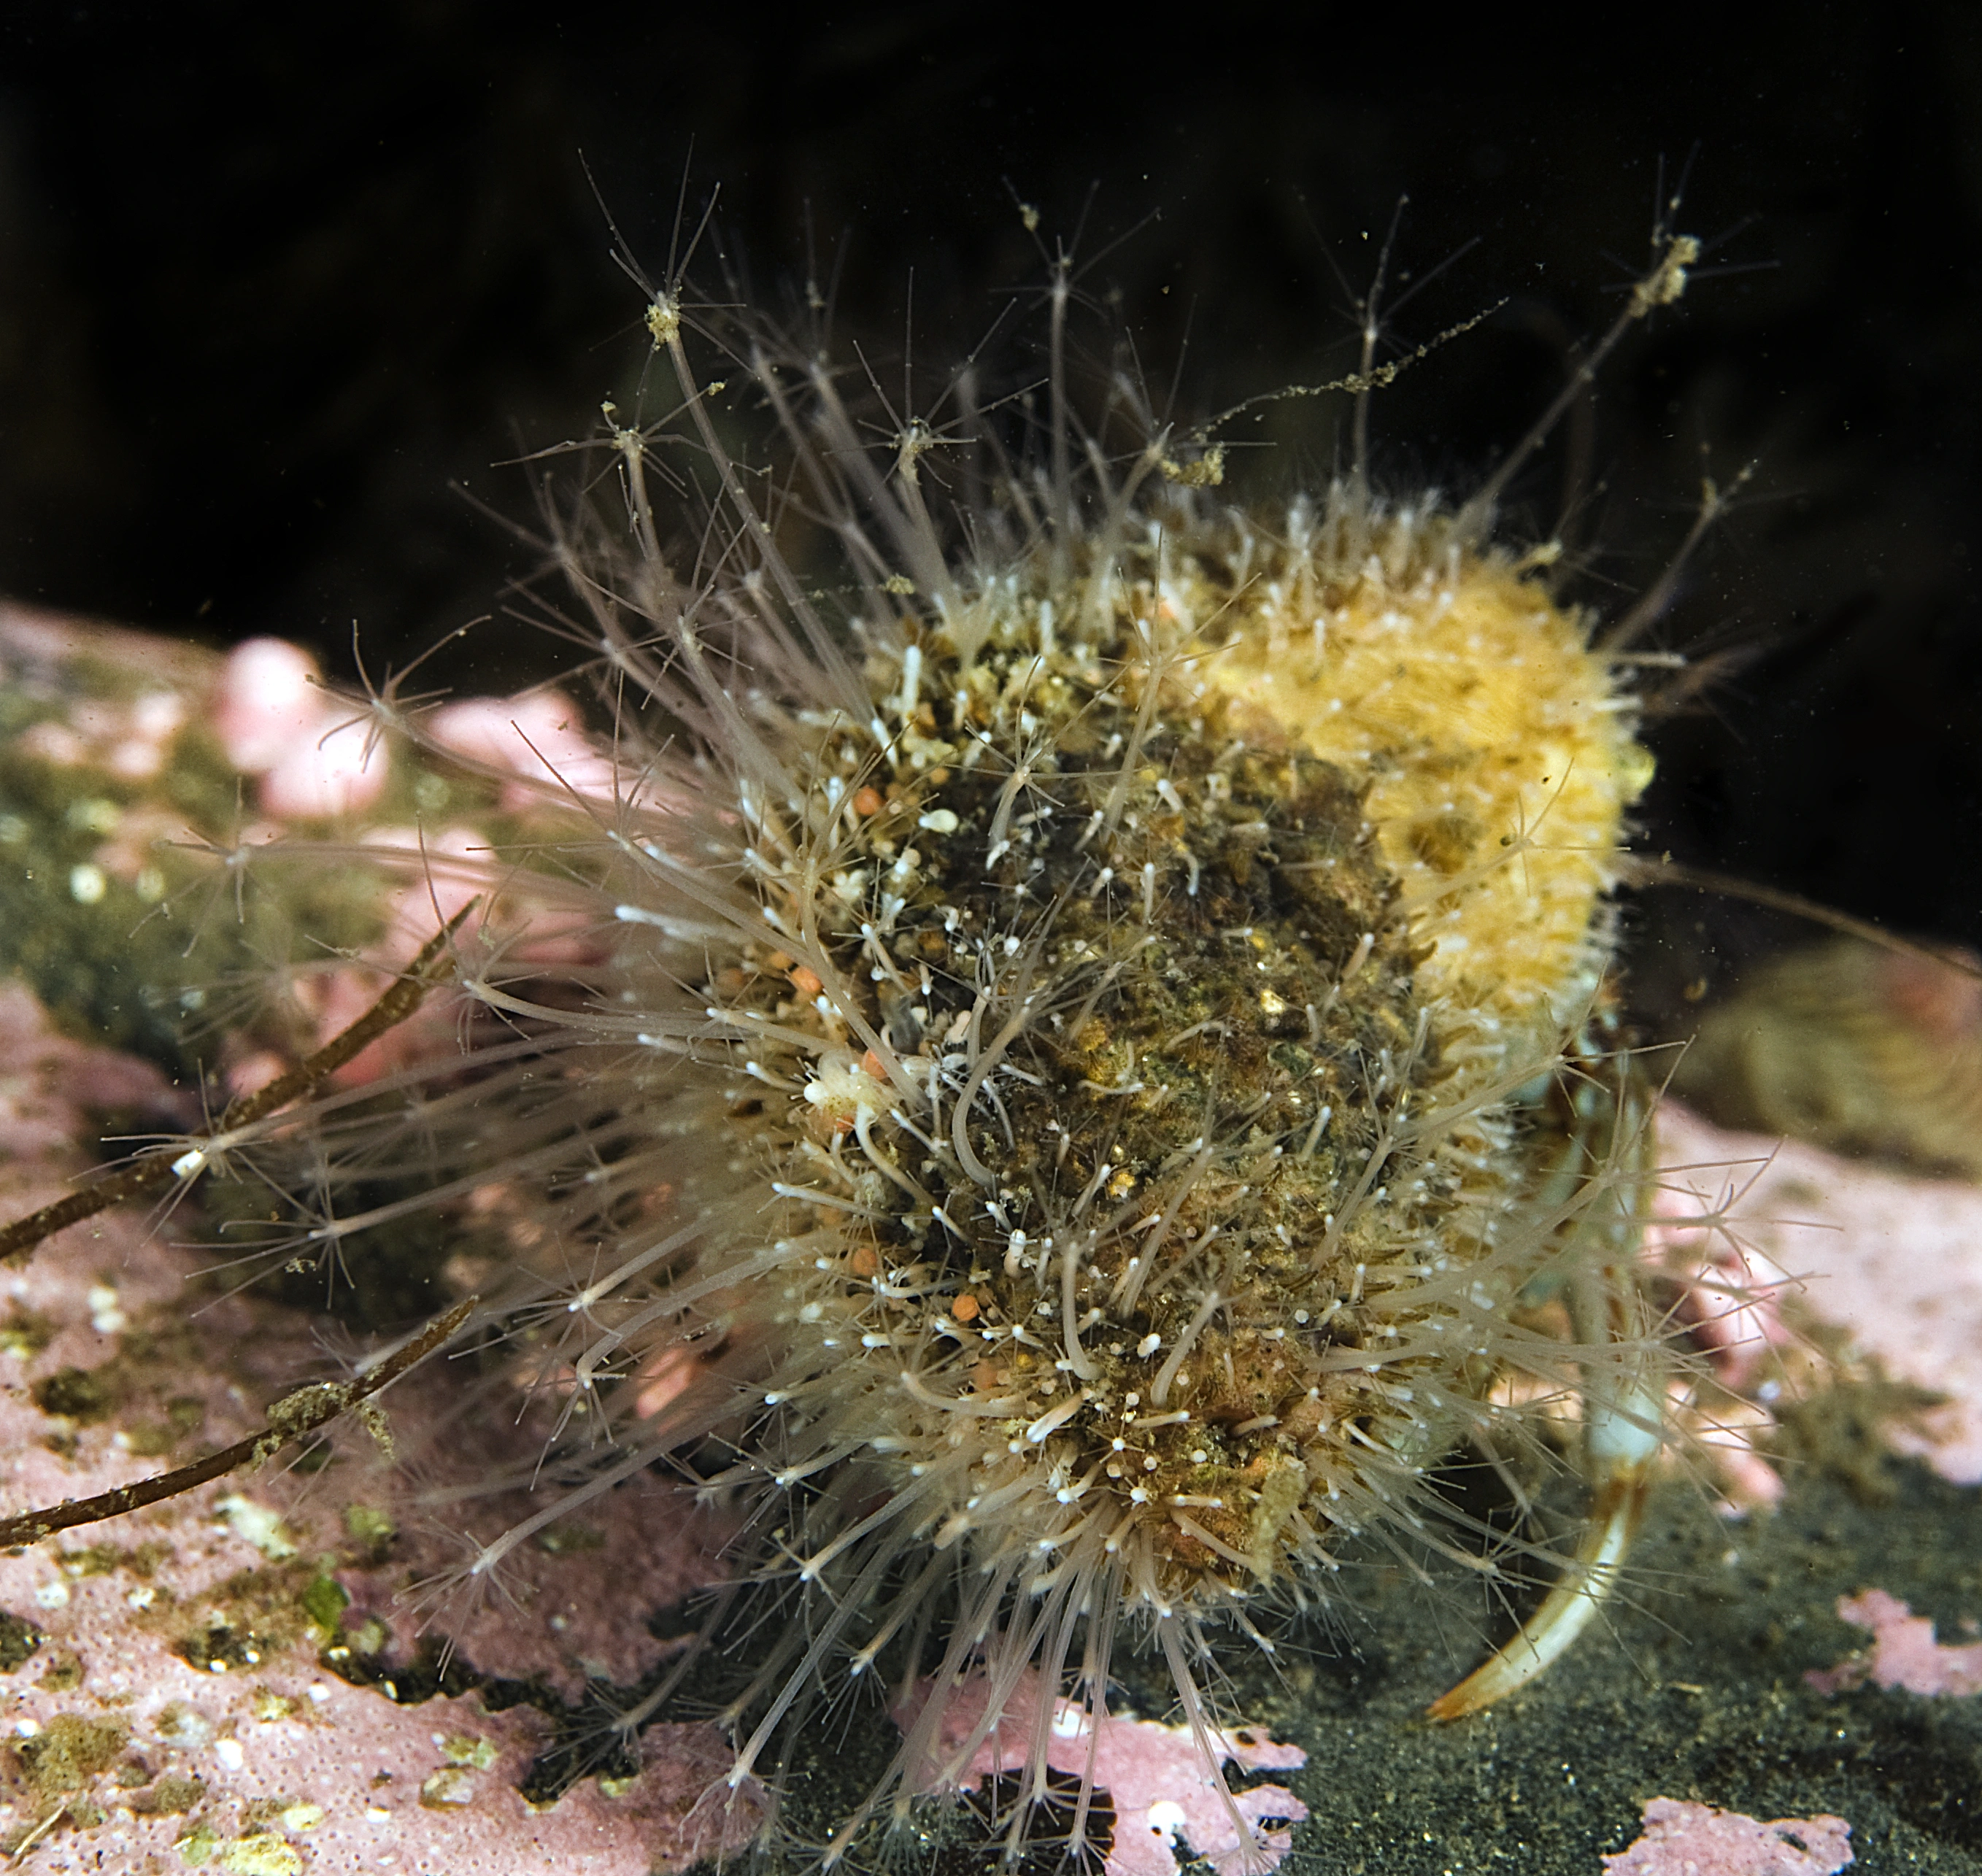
[
  {"left": 1425, "top": 1376, "right": 1662, "bottom": 1721},
  {"left": 1428, "top": 1049, "right": 1665, "bottom": 1723}
]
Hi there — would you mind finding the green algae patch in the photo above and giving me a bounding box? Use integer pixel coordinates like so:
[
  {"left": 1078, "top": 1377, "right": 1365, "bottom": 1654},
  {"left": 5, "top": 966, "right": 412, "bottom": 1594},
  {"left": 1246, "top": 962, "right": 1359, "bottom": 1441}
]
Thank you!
[
  {"left": 15, "top": 1713, "right": 128, "bottom": 1796},
  {"left": 134, "top": 1772, "right": 207, "bottom": 1815},
  {"left": 439, "top": 1732, "right": 498, "bottom": 1769},
  {"left": 298, "top": 1572, "right": 350, "bottom": 1640},
  {"left": 0, "top": 673, "right": 393, "bottom": 1079},
  {"left": 35, "top": 1648, "right": 82, "bottom": 1691},
  {"left": 1764, "top": 1333, "right": 1951, "bottom": 1508},
  {"left": 56, "top": 1538, "right": 169, "bottom": 1580},
  {"left": 0, "top": 1309, "right": 56, "bottom": 1362},
  {"left": 341, "top": 1502, "right": 396, "bottom": 1563},
  {"left": 163, "top": 1561, "right": 325, "bottom": 1675},
  {"left": 177, "top": 1807, "right": 315, "bottom": 1871},
  {"left": 0, "top": 1612, "right": 47, "bottom": 1672},
  {"left": 0, "top": 746, "right": 205, "bottom": 1069},
  {"left": 31, "top": 1364, "right": 118, "bottom": 1424}
]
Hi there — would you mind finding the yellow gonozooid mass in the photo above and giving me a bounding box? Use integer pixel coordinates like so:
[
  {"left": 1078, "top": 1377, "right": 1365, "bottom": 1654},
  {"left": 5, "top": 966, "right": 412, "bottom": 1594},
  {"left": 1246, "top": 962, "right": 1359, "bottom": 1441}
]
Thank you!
[{"left": 1203, "top": 541, "right": 1652, "bottom": 1089}]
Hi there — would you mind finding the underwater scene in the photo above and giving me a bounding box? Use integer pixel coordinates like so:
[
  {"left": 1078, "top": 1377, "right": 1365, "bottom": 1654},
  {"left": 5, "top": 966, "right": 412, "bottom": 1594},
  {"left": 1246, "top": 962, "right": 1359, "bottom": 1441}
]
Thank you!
[{"left": 1, "top": 12, "right": 1978, "bottom": 1875}]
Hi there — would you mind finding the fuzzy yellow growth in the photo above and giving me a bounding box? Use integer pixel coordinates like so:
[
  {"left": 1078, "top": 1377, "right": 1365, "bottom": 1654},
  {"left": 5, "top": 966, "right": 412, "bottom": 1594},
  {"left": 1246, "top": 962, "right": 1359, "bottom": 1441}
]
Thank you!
[{"left": 1204, "top": 533, "right": 1651, "bottom": 1082}]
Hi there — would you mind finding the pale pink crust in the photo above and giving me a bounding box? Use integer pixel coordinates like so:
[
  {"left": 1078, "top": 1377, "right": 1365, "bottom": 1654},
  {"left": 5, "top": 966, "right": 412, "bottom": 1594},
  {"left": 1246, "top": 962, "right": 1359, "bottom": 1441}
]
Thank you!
[
  {"left": 1652, "top": 1103, "right": 1982, "bottom": 1489},
  {"left": 427, "top": 692, "right": 620, "bottom": 808},
  {"left": 900, "top": 1672, "right": 1307, "bottom": 1876},
  {"left": 0, "top": 979, "right": 759, "bottom": 1868},
  {"left": 1805, "top": 1589, "right": 1982, "bottom": 1698},
  {"left": 214, "top": 636, "right": 391, "bottom": 819},
  {"left": 0, "top": 601, "right": 203, "bottom": 784},
  {"left": 217, "top": 636, "right": 624, "bottom": 825},
  {"left": 1600, "top": 1797, "right": 1852, "bottom": 1875},
  {"left": 215, "top": 638, "right": 326, "bottom": 776}
]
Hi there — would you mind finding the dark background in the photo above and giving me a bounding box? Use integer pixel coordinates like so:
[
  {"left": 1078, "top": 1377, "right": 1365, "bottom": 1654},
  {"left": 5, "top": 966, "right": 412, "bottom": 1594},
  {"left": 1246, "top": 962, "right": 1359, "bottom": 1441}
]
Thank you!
[{"left": 2, "top": 1, "right": 1979, "bottom": 1006}]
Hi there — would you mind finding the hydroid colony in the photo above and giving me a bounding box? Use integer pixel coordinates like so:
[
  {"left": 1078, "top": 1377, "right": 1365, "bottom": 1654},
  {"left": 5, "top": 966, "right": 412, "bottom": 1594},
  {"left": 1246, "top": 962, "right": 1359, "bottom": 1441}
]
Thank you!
[{"left": 9, "top": 201, "right": 1707, "bottom": 1867}]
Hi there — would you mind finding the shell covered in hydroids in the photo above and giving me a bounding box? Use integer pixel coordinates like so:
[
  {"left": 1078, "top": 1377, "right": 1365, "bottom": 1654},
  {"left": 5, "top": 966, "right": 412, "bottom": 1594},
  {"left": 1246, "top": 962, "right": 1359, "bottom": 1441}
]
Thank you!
[{"left": 212, "top": 239, "right": 1678, "bottom": 1867}]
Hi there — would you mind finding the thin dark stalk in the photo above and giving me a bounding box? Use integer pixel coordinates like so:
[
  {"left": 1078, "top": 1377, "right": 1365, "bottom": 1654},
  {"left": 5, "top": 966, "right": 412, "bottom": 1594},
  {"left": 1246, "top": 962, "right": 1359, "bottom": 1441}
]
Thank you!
[
  {"left": 0, "top": 901, "right": 476, "bottom": 1265},
  {"left": 0, "top": 1296, "right": 476, "bottom": 1547}
]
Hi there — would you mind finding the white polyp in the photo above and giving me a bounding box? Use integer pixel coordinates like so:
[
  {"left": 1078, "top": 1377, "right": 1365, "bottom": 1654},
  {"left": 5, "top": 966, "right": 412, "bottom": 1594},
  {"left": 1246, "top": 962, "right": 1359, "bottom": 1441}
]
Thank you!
[{"left": 1025, "top": 1391, "right": 1089, "bottom": 1445}]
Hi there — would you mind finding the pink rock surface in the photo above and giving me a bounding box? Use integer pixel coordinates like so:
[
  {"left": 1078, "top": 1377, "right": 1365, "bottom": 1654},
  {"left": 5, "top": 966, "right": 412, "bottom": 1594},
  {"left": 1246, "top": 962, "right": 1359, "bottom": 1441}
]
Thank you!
[
  {"left": 1653, "top": 1103, "right": 1982, "bottom": 1485},
  {"left": 0, "top": 982, "right": 194, "bottom": 1162},
  {"left": 215, "top": 637, "right": 390, "bottom": 820},
  {"left": 426, "top": 693, "right": 619, "bottom": 808},
  {"left": 903, "top": 1672, "right": 1307, "bottom": 1876},
  {"left": 0, "top": 983, "right": 759, "bottom": 1871},
  {"left": 0, "top": 602, "right": 197, "bottom": 784},
  {"left": 1805, "top": 1589, "right": 1982, "bottom": 1698},
  {"left": 1601, "top": 1798, "right": 1851, "bottom": 1875}
]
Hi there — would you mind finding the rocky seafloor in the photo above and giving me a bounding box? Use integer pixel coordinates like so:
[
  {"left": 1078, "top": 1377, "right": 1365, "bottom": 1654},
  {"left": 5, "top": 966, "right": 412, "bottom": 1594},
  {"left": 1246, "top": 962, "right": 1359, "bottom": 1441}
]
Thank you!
[{"left": 1, "top": 604, "right": 1978, "bottom": 1875}]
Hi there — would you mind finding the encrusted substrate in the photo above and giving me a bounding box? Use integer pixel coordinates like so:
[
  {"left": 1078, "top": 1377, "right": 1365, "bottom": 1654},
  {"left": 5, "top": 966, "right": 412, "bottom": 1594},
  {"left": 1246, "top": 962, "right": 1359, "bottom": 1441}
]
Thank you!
[{"left": 4, "top": 612, "right": 1982, "bottom": 1874}]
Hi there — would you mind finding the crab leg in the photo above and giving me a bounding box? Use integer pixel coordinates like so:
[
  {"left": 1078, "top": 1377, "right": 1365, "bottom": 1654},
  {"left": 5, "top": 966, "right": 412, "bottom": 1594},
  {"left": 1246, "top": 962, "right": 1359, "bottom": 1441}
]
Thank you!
[
  {"left": 1425, "top": 1393, "right": 1659, "bottom": 1719},
  {"left": 1428, "top": 1043, "right": 1662, "bottom": 1721}
]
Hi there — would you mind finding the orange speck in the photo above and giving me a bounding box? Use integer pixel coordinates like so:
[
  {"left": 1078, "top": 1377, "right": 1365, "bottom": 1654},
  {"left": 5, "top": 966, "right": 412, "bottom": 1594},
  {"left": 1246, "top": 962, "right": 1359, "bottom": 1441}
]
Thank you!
[
  {"left": 852, "top": 786, "right": 884, "bottom": 817},
  {"left": 790, "top": 965, "right": 824, "bottom": 998},
  {"left": 860, "top": 1048, "right": 887, "bottom": 1079},
  {"left": 847, "top": 1243, "right": 880, "bottom": 1278},
  {"left": 952, "top": 1293, "right": 980, "bottom": 1322},
  {"left": 972, "top": 1359, "right": 1004, "bottom": 1392}
]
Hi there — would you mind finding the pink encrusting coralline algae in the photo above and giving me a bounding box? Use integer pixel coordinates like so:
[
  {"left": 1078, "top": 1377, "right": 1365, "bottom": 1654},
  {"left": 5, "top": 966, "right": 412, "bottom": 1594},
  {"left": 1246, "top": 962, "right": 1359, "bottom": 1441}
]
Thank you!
[
  {"left": 214, "top": 638, "right": 392, "bottom": 822},
  {"left": 897, "top": 1670, "right": 1307, "bottom": 1876},
  {"left": 425, "top": 692, "right": 622, "bottom": 810},
  {"left": 1600, "top": 1799, "right": 1853, "bottom": 1876},
  {"left": 1650, "top": 1102, "right": 1982, "bottom": 1494},
  {"left": 0, "top": 977, "right": 762, "bottom": 1870},
  {"left": 1805, "top": 1590, "right": 1982, "bottom": 1698}
]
